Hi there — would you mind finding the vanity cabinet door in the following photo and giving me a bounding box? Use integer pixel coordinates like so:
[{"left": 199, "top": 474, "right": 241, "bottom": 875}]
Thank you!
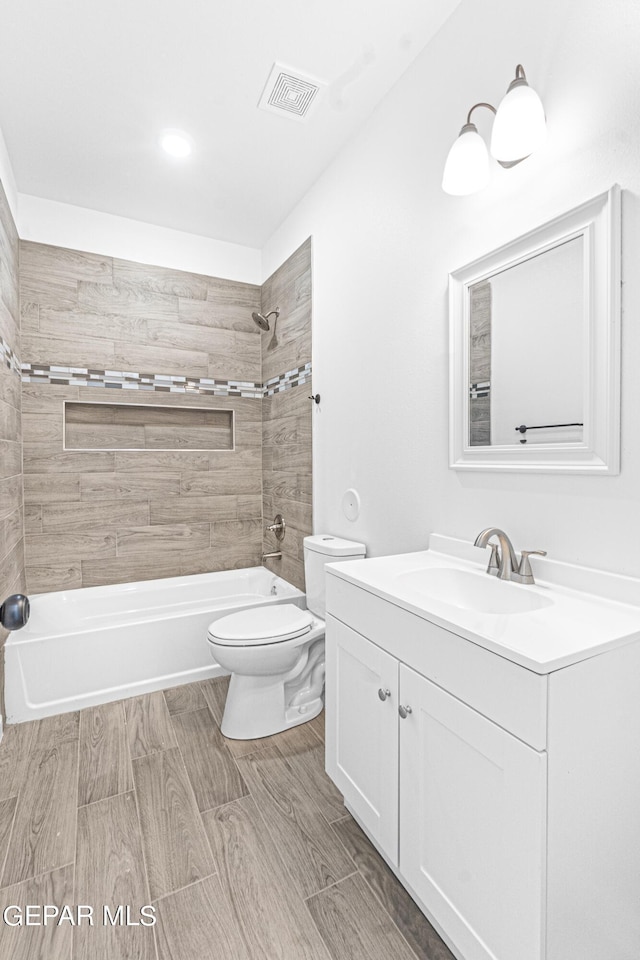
[
  {"left": 399, "top": 665, "right": 547, "bottom": 960},
  {"left": 325, "top": 615, "right": 399, "bottom": 865}
]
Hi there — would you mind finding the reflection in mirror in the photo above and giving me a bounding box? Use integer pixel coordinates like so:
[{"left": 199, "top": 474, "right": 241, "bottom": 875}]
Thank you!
[{"left": 469, "top": 237, "right": 584, "bottom": 447}]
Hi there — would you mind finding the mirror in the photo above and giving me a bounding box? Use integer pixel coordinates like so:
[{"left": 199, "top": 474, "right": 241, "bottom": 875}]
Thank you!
[{"left": 449, "top": 186, "right": 620, "bottom": 474}]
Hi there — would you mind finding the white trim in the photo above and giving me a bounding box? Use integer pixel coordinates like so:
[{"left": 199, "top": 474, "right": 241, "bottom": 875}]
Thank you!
[
  {"left": 62, "top": 399, "right": 236, "bottom": 453},
  {"left": 449, "top": 185, "right": 621, "bottom": 475}
]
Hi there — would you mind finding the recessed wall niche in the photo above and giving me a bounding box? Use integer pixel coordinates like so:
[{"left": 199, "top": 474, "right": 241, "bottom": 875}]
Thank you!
[{"left": 64, "top": 401, "right": 234, "bottom": 451}]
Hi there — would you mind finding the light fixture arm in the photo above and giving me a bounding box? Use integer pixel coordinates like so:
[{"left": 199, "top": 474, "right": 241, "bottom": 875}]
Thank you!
[{"left": 466, "top": 102, "right": 496, "bottom": 125}]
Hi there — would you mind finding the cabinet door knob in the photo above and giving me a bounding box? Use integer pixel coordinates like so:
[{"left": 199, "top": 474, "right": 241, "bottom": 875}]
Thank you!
[
  {"left": 398, "top": 704, "right": 412, "bottom": 719},
  {"left": 378, "top": 688, "right": 391, "bottom": 702}
]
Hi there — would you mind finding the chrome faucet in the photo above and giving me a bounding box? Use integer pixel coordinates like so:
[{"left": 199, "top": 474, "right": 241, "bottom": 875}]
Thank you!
[{"left": 474, "top": 527, "right": 547, "bottom": 584}]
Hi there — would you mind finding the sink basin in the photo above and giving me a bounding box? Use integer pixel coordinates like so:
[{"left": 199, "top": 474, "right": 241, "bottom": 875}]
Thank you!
[{"left": 395, "top": 567, "right": 554, "bottom": 615}]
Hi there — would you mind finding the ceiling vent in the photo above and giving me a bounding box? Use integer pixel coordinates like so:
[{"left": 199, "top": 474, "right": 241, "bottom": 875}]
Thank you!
[{"left": 258, "top": 63, "right": 324, "bottom": 122}]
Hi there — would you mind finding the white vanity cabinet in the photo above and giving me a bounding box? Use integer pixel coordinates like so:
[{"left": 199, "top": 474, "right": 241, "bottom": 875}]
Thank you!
[{"left": 325, "top": 565, "right": 640, "bottom": 960}]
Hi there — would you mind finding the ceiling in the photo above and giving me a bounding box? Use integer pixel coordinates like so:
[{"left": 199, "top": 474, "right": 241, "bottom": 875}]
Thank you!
[{"left": 0, "top": 0, "right": 461, "bottom": 248}]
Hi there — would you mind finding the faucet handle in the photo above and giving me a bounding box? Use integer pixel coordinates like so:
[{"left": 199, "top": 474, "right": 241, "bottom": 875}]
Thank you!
[
  {"left": 486, "top": 543, "right": 500, "bottom": 577},
  {"left": 518, "top": 550, "right": 547, "bottom": 583}
]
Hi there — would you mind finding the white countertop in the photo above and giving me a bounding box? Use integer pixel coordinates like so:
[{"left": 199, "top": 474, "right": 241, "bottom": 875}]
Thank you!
[{"left": 326, "top": 535, "right": 640, "bottom": 673}]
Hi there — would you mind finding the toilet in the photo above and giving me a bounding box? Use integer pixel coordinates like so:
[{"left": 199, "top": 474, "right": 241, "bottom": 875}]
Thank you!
[{"left": 207, "top": 534, "right": 365, "bottom": 739}]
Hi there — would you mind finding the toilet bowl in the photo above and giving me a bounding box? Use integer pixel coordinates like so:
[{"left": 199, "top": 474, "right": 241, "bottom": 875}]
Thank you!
[{"left": 206, "top": 534, "right": 365, "bottom": 739}]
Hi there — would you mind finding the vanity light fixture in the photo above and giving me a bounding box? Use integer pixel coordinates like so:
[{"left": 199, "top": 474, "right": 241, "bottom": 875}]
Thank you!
[{"left": 442, "top": 65, "right": 546, "bottom": 196}]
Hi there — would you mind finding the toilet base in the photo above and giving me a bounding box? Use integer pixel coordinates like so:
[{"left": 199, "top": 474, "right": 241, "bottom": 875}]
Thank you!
[{"left": 220, "top": 670, "right": 323, "bottom": 740}]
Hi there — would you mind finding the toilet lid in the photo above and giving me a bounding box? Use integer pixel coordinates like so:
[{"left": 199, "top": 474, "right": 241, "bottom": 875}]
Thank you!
[{"left": 207, "top": 604, "right": 314, "bottom": 646}]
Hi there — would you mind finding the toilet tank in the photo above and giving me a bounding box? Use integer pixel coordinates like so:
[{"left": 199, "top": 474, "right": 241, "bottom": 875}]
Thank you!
[{"left": 303, "top": 535, "right": 366, "bottom": 619}]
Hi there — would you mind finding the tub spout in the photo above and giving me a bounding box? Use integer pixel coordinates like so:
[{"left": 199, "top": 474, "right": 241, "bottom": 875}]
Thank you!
[{"left": 262, "top": 551, "right": 282, "bottom": 561}]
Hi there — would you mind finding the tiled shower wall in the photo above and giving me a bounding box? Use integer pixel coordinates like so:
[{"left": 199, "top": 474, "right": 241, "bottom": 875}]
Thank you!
[
  {"left": 19, "top": 238, "right": 313, "bottom": 594},
  {"left": 0, "top": 184, "right": 25, "bottom": 718},
  {"left": 20, "top": 243, "right": 265, "bottom": 592},
  {"left": 262, "top": 239, "right": 312, "bottom": 590}
]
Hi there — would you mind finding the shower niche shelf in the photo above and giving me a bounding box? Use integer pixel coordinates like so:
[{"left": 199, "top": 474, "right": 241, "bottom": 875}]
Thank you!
[{"left": 64, "top": 401, "right": 234, "bottom": 451}]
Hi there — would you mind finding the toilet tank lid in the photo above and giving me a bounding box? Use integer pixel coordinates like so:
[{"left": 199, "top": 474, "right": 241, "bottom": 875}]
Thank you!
[{"left": 304, "top": 535, "right": 366, "bottom": 557}]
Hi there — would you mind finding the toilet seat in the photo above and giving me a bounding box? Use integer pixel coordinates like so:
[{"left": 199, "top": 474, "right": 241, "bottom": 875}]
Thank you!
[{"left": 208, "top": 604, "right": 313, "bottom": 647}]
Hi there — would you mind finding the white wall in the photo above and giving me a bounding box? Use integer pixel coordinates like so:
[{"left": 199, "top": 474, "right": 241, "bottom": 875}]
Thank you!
[
  {"left": 0, "top": 126, "right": 18, "bottom": 222},
  {"left": 262, "top": 0, "right": 640, "bottom": 577},
  {"left": 18, "top": 194, "right": 261, "bottom": 284}
]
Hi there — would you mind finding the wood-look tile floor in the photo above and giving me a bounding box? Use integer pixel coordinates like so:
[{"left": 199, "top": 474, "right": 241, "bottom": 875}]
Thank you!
[{"left": 0, "top": 678, "right": 454, "bottom": 960}]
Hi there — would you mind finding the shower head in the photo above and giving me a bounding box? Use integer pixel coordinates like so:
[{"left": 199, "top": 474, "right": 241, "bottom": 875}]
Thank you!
[{"left": 252, "top": 308, "right": 279, "bottom": 332}]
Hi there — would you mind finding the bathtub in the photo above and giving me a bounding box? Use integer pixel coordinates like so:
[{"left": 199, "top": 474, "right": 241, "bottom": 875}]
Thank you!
[{"left": 4, "top": 567, "right": 305, "bottom": 723}]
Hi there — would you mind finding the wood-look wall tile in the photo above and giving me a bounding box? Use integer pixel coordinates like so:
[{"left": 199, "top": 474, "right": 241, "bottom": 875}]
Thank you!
[
  {"left": 210, "top": 518, "right": 261, "bottom": 550},
  {"left": 81, "top": 555, "right": 181, "bottom": 588},
  {"left": 117, "top": 523, "right": 210, "bottom": 556},
  {"left": 0, "top": 541, "right": 25, "bottom": 602},
  {"left": 20, "top": 241, "right": 113, "bottom": 283},
  {"left": 77, "top": 280, "right": 179, "bottom": 320},
  {"left": 0, "top": 864, "right": 75, "bottom": 960},
  {"left": 77, "top": 702, "right": 133, "bottom": 806},
  {"left": 116, "top": 451, "right": 209, "bottom": 472},
  {"left": 171, "top": 707, "right": 248, "bottom": 812},
  {"left": 113, "top": 258, "right": 208, "bottom": 300},
  {"left": 26, "top": 530, "right": 117, "bottom": 562},
  {"left": 0, "top": 439, "right": 21, "bottom": 479},
  {"left": 180, "top": 550, "right": 259, "bottom": 577},
  {"left": 202, "top": 795, "right": 330, "bottom": 960},
  {"left": 0, "top": 368, "right": 20, "bottom": 411},
  {"left": 21, "top": 413, "right": 62, "bottom": 443},
  {"left": 80, "top": 472, "right": 181, "bottom": 500},
  {"left": 132, "top": 746, "right": 215, "bottom": 901},
  {"left": 22, "top": 333, "right": 115, "bottom": 369},
  {"left": 0, "top": 400, "right": 20, "bottom": 442},
  {"left": 20, "top": 300, "right": 39, "bottom": 334},
  {"left": 1, "top": 741, "right": 78, "bottom": 887},
  {"left": 149, "top": 496, "right": 238, "bottom": 525},
  {"left": 179, "top": 295, "right": 260, "bottom": 333},
  {"left": 21, "top": 382, "right": 79, "bottom": 414},
  {"left": 124, "top": 692, "right": 178, "bottom": 759},
  {"left": 65, "top": 422, "right": 146, "bottom": 450},
  {"left": 27, "top": 562, "right": 83, "bottom": 594},
  {"left": 0, "top": 506, "right": 24, "bottom": 561},
  {"left": 114, "top": 342, "right": 208, "bottom": 377},
  {"left": 154, "top": 873, "right": 250, "bottom": 960},
  {"left": 0, "top": 475, "right": 23, "bottom": 519},
  {"left": 42, "top": 499, "right": 149, "bottom": 531},
  {"left": 75, "top": 792, "right": 155, "bottom": 960},
  {"left": 306, "top": 873, "right": 417, "bottom": 960},
  {"left": 23, "top": 444, "right": 116, "bottom": 474},
  {"left": 38, "top": 305, "right": 146, "bottom": 344},
  {"left": 144, "top": 424, "right": 232, "bottom": 450}
]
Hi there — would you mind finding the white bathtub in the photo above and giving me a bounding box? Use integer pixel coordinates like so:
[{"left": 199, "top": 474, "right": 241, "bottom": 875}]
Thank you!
[{"left": 4, "top": 567, "right": 305, "bottom": 723}]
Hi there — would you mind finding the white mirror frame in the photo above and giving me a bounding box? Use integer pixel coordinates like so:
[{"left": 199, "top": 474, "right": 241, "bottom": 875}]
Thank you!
[{"left": 449, "top": 185, "right": 621, "bottom": 474}]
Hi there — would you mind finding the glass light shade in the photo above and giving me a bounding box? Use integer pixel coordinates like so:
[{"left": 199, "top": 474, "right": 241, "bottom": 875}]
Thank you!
[
  {"left": 442, "top": 124, "right": 491, "bottom": 196},
  {"left": 490, "top": 81, "right": 546, "bottom": 162}
]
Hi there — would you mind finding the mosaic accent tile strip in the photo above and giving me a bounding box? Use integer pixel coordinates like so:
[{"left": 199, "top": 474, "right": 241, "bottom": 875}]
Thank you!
[
  {"left": 469, "top": 380, "right": 491, "bottom": 400},
  {"left": 21, "top": 360, "right": 312, "bottom": 399},
  {"left": 0, "top": 335, "right": 22, "bottom": 376}
]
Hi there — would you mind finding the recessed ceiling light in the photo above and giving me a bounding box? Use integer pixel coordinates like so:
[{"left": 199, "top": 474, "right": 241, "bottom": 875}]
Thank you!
[{"left": 160, "top": 131, "right": 192, "bottom": 158}]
